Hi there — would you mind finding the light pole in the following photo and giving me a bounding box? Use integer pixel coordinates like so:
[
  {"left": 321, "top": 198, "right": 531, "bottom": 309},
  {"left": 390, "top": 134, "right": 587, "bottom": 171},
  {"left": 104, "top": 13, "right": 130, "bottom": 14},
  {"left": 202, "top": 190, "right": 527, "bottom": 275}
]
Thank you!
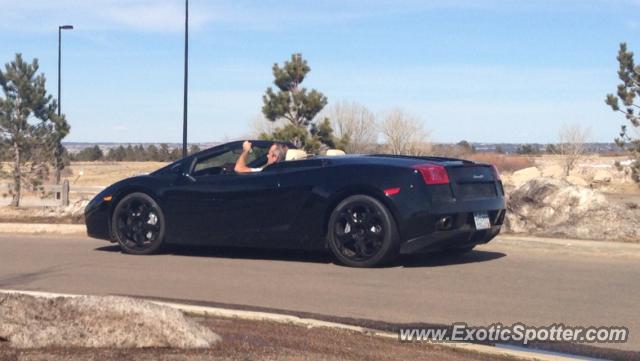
[
  {"left": 182, "top": 0, "right": 189, "bottom": 158},
  {"left": 58, "top": 25, "right": 73, "bottom": 118},
  {"left": 56, "top": 24, "right": 73, "bottom": 185}
]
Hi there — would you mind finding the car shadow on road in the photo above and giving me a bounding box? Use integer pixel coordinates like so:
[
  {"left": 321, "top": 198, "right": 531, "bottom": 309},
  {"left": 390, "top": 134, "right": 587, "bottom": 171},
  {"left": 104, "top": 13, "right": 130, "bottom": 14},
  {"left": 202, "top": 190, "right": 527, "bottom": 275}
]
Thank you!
[
  {"left": 95, "top": 245, "right": 505, "bottom": 268},
  {"left": 396, "top": 250, "right": 506, "bottom": 268},
  {"left": 95, "top": 244, "right": 334, "bottom": 264}
]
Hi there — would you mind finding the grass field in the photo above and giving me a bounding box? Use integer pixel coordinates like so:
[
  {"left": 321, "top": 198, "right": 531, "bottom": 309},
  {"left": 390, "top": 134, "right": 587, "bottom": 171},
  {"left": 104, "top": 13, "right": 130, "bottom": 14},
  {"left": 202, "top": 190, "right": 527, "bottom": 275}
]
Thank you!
[{"left": 61, "top": 161, "right": 169, "bottom": 187}]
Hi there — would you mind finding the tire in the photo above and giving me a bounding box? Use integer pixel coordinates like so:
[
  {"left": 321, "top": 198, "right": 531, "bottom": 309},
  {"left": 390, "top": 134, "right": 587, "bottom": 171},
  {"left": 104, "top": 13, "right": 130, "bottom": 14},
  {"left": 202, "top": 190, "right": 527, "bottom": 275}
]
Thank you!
[
  {"left": 327, "top": 195, "right": 399, "bottom": 267},
  {"left": 111, "top": 192, "right": 166, "bottom": 255}
]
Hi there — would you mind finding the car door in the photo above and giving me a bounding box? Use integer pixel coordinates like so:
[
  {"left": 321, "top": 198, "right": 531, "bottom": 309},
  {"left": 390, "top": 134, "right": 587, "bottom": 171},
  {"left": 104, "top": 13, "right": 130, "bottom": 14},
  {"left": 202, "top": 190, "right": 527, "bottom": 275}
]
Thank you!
[
  {"left": 164, "top": 144, "right": 277, "bottom": 246},
  {"left": 258, "top": 158, "right": 328, "bottom": 247}
]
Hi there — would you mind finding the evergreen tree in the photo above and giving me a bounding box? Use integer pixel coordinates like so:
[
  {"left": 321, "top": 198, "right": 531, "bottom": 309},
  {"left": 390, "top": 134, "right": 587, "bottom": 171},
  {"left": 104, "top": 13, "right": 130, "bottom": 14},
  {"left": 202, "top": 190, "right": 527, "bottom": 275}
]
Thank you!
[
  {"left": 516, "top": 144, "right": 539, "bottom": 155},
  {"left": 0, "top": 54, "right": 69, "bottom": 206},
  {"left": 262, "top": 54, "right": 338, "bottom": 152},
  {"left": 605, "top": 42, "right": 640, "bottom": 183},
  {"left": 75, "top": 145, "right": 103, "bottom": 161},
  {"left": 107, "top": 145, "right": 126, "bottom": 161},
  {"left": 146, "top": 144, "right": 159, "bottom": 161}
]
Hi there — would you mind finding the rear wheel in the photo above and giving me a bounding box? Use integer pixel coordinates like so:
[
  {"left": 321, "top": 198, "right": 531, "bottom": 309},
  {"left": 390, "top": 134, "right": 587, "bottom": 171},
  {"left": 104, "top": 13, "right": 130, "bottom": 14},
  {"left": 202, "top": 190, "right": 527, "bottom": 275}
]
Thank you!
[
  {"left": 111, "top": 192, "right": 165, "bottom": 255},
  {"left": 328, "top": 195, "right": 399, "bottom": 267}
]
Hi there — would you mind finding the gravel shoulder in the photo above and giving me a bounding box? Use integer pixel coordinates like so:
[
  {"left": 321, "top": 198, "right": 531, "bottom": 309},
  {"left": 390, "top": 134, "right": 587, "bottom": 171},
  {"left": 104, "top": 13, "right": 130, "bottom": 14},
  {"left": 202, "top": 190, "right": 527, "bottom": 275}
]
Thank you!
[{"left": 0, "top": 316, "right": 510, "bottom": 361}]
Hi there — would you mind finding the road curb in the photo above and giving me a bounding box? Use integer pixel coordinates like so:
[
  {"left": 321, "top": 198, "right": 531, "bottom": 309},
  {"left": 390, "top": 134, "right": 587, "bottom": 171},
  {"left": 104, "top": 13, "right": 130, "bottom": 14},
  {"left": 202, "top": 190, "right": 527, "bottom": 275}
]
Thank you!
[
  {"left": 497, "top": 234, "right": 640, "bottom": 251},
  {"left": 0, "top": 223, "right": 85, "bottom": 235},
  {"left": 0, "top": 289, "right": 579, "bottom": 361}
]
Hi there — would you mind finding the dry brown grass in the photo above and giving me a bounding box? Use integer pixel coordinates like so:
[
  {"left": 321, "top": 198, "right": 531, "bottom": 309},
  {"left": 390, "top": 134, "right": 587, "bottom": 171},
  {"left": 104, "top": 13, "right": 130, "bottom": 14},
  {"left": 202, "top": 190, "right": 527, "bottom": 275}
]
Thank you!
[
  {"left": 2, "top": 161, "right": 168, "bottom": 188},
  {"left": 467, "top": 153, "right": 535, "bottom": 173},
  {"left": 62, "top": 161, "right": 168, "bottom": 186}
]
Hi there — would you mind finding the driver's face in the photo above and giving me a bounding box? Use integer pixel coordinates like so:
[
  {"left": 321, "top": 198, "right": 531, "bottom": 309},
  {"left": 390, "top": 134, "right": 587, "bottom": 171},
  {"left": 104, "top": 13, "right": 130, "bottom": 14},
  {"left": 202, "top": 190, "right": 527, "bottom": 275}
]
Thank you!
[{"left": 266, "top": 144, "right": 278, "bottom": 165}]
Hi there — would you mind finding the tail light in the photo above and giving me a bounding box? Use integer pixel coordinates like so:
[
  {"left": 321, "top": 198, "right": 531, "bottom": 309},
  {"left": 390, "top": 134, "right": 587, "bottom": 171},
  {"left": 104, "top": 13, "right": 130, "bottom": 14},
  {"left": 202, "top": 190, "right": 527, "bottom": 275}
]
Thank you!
[
  {"left": 413, "top": 164, "right": 450, "bottom": 185},
  {"left": 491, "top": 165, "right": 501, "bottom": 181}
]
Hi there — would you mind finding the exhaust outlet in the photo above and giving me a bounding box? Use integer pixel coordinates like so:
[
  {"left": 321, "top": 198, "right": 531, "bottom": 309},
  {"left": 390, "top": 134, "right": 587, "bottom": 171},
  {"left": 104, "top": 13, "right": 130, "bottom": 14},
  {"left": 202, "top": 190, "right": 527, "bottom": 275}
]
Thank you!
[{"left": 435, "top": 216, "right": 453, "bottom": 231}]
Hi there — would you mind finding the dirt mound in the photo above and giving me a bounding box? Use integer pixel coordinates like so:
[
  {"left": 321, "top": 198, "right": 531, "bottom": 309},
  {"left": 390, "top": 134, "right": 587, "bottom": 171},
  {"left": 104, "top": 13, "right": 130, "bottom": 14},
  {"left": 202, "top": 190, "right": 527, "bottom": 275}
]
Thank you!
[
  {"left": 505, "top": 177, "right": 640, "bottom": 242},
  {"left": 0, "top": 294, "right": 220, "bottom": 348},
  {"left": 508, "top": 167, "right": 542, "bottom": 187}
]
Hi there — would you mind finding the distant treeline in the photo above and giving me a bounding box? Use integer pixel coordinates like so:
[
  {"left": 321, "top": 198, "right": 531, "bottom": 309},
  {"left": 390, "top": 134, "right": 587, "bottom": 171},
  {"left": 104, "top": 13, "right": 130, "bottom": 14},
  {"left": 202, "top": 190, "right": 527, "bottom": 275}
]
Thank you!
[{"left": 69, "top": 144, "right": 201, "bottom": 162}]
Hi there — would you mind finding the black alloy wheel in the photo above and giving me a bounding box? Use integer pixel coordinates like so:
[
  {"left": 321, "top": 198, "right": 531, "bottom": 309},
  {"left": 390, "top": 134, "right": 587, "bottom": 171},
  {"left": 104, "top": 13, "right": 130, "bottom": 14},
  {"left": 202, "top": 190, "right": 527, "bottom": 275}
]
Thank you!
[
  {"left": 328, "top": 195, "right": 399, "bottom": 267},
  {"left": 111, "top": 192, "right": 165, "bottom": 255}
]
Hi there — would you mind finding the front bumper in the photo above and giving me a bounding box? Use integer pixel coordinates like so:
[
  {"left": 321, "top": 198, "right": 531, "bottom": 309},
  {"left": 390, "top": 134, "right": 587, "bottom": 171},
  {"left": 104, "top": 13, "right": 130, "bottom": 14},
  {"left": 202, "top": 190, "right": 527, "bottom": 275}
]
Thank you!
[{"left": 84, "top": 196, "right": 112, "bottom": 241}]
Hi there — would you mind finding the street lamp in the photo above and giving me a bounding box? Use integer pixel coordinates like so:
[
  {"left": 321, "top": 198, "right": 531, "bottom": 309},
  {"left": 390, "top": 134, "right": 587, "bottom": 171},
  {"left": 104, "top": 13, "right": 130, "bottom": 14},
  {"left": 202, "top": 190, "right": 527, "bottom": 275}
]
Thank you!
[
  {"left": 58, "top": 25, "right": 73, "bottom": 118},
  {"left": 56, "top": 24, "right": 73, "bottom": 186},
  {"left": 182, "top": 0, "right": 189, "bottom": 158}
]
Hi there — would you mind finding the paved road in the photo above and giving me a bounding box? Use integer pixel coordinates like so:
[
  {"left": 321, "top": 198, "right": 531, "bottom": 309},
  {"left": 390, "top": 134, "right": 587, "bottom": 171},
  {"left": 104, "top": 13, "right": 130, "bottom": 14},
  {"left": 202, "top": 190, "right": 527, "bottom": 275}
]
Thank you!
[{"left": 1, "top": 233, "right": 639, "bottom": 353}]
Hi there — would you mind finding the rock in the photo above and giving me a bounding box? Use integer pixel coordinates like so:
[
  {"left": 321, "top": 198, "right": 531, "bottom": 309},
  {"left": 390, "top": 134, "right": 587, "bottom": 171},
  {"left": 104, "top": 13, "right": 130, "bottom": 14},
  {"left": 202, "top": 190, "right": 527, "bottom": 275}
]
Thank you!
[
  {"left": 566, "top": 175, "right": 588, "bottom": 187},
  {"left": 510, "top": 167, "right": 542, "bottom": 187},
  {"left": 592, "top": 170, "right": 612, "bottom": 183},
  {"left": 505, "top": 177, "right": 640, "bottom": 241},
  {"left": 541, "top": 165, "right": 564, "bottom": 178},
  {"left": 0, "top": 294, "right": 220, "bottom": 349}
]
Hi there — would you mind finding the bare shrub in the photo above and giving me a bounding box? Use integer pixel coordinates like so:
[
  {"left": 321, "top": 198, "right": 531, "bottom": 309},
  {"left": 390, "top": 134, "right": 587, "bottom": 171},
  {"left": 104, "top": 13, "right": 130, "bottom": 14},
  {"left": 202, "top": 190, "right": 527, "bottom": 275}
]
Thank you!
[
  {"left": 321, "top": 101, "right": 378, "bottom": 153},
  {"left": 467, "top": 153, "right": 535, "bottom": 173},
  {"left": 378, "top": 108, "right": 431, "bottom": 156},
  {"left": 556, "top": 123, "right": 591, "bottom": 176}
]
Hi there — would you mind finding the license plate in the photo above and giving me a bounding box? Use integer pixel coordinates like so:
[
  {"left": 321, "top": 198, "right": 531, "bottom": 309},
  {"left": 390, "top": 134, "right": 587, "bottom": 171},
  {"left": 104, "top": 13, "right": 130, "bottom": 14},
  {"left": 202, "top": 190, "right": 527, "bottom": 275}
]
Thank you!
[{"left": 473, "top": 212, "right": 491, "bottom": 230}]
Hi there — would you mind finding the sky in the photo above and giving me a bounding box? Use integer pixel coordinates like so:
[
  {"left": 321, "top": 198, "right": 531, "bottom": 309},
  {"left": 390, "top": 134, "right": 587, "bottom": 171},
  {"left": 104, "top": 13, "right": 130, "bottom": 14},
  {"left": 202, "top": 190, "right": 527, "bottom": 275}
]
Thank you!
[{"left": 0, "top": 0, "right": 638, "bottom": 144}]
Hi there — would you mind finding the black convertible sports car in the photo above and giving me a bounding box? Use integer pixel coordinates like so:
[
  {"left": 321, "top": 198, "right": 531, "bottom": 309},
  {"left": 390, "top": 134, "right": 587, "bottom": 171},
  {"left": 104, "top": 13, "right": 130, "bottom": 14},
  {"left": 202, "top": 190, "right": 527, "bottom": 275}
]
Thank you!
[{"left": 85, "top": 140, "right": 505, "bottom": 267}]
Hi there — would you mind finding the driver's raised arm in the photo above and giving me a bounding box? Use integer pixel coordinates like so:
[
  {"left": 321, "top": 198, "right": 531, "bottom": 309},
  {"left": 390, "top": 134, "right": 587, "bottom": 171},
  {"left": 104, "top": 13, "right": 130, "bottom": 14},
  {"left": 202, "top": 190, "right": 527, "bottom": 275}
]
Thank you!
[{"left": 234, "top": 140, "right": 257, "bottom": 173}]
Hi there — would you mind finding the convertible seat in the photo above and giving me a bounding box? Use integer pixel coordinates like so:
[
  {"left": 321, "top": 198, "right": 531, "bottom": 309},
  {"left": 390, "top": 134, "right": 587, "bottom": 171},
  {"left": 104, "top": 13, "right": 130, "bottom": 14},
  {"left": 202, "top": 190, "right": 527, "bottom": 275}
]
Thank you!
[
  {"left": 326, "top": 149, "right": 346, "bottom": 156},
  {"left": 286, "top": 149, "right": 308, "bottom": 160}
]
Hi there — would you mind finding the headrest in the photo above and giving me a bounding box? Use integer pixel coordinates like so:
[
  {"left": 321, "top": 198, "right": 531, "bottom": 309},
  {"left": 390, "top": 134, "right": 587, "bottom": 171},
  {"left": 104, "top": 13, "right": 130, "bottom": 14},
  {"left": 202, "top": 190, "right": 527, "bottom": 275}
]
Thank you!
[
  {"left": 285, "top": 149, "right": 308, "bottom": 161},
  {"left": 325, "top": 149, "right": 346, "bottom": 156}
]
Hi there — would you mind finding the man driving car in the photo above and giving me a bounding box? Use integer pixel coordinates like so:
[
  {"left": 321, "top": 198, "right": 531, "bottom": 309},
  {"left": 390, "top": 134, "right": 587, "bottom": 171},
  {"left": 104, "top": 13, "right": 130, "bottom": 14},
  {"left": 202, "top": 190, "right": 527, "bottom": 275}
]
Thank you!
[{"left": 234, "top": 140, "right": 286, "bottom": 173}]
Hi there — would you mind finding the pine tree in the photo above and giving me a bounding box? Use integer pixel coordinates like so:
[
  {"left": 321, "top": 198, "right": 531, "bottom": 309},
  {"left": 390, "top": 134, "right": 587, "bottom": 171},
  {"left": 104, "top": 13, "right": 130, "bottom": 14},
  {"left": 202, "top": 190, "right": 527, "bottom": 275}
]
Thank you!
[
  {"left": 605, "top": 43, "right": 640, "bottom": 183},
  {"left": 0, "top": 54, "right": 69, "bottom": 206},
  {"left": 146, "top": 144, "right": 159, "bottom": 161},
  {"left": 75, "top": 145, "right": 103, "bottom": 161},
  {"left": 262, "top": 54, "right": 338, "bottom": 152}
]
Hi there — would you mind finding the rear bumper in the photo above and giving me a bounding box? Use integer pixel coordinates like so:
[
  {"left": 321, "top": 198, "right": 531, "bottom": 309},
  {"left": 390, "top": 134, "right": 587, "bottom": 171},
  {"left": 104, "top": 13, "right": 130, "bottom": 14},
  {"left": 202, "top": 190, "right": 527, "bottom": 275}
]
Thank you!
[{"left": 399, "top": 224, "right": 501, "bottom": 254}]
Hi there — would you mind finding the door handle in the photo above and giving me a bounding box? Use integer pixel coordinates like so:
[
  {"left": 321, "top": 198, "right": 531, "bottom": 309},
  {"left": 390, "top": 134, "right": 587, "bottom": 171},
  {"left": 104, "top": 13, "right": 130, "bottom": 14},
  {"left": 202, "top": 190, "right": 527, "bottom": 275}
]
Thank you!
[{"left": 182, "top": 173, "right": 196, "bottom": 183}]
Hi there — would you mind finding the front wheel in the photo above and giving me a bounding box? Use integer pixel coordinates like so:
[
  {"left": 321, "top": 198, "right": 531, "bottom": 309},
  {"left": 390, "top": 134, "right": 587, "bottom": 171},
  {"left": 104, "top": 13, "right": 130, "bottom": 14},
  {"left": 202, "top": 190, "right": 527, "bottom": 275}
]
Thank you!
[
  {"left": 111, "top": 192, "right": 166, "bottom": 255},
  {"left": 328, "top": 195, "right": 399, "bottom": 267}
]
